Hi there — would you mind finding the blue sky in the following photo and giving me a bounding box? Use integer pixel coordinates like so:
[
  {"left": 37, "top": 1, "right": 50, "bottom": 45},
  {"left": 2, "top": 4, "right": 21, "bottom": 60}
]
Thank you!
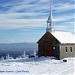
[{"left": 0, "top": 0, "right": 74, "bottom": 43}]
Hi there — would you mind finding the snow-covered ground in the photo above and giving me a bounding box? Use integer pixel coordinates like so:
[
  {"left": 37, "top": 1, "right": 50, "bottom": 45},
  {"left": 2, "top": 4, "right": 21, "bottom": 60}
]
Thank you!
[{"left": 0, "top": 57, "right": 75, "bottom": 75}]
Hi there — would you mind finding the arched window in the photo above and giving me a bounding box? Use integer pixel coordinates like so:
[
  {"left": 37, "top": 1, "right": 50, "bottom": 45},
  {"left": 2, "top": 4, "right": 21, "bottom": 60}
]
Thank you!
[
  {"left": 70, "top": 47, "right": 72, "bottom": 52},
  {"left": 66, "top": 47, "right": 67, "bottom": 53}
]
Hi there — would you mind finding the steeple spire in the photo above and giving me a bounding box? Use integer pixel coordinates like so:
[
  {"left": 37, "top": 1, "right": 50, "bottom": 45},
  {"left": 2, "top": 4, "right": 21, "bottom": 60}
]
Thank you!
[{"left": 46, "top": 6, "right": 55, "bottom": 33}]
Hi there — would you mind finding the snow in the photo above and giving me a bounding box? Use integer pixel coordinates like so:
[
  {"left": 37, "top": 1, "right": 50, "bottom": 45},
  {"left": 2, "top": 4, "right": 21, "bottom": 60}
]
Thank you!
[
  {"left": 52, "top": 31, "right": 75, "bottom": 43},
  {"left": 0, "top": 57, "right": 75, "bottom": 75}
]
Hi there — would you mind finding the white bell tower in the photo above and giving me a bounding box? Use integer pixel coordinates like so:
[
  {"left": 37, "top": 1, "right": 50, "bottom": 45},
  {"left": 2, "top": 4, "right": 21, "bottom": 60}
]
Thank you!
[{"left": 46, "top": 6, "right": 55, "bottom": 33}]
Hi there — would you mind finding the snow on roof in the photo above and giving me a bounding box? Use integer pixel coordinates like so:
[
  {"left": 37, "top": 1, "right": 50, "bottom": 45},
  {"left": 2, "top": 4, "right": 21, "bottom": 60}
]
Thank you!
[{"left": 51, "top": 31, "right": 75, "bottom": 44}]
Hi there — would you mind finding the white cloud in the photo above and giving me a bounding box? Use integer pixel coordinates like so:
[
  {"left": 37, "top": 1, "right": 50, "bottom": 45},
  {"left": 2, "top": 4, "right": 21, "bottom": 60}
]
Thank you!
[
  {"left": 55, "top": 22, "right": 74, "bottom": 34},
  {"left": 54, "top": 13, "right": 74, "bottom": 22},
  {"left": 0, "top": 0, "right": 74, "bottom": 33},
  {"left": 0, "top": 12, "right": 74, "bottom": 30},
  {"left": 0, "top": 19, "right": 46, "bottom": 29},
  {"left": 53, "top": 3, "right": 74, "bottom": 12},
  {"left": 0, "top": 13, "right": 47, "bottom": 20},
  {"left": 0, "top": 0, "right": 74, "bottom": 14},
  {"left": 0, "top": 0, "right": 33, "bottom": 7},
  {"left": 1, "top": 0, "right": 74, "bottom": 13}
]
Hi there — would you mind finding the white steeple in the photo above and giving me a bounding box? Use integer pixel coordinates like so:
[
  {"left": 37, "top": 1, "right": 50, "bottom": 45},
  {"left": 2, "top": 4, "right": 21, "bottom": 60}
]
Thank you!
[{"left": 46, "top": 6, "right": 55, "bottom": 33}]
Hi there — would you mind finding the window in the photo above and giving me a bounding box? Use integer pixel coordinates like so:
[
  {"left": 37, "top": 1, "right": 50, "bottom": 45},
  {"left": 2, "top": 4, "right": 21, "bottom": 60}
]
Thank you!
[
  {"left": 53, "top": 47, "right": 55, "bottom": 49},
  {"left": 66, "top": 47, "right": 67, "bottom": 53},
  {"left": 70, "top": 47, "right": 72, "bottom": 52}
]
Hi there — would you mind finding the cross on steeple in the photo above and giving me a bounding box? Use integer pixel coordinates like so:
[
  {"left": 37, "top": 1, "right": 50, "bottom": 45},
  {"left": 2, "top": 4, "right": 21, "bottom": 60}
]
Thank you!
[{"left": 46, "top": 6, "right": 55, "bottom": 33}]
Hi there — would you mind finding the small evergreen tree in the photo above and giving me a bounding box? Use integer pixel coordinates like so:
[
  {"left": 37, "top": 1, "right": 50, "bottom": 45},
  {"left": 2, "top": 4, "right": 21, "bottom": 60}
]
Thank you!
[
  {"left": 0, "top": 56, "right": 4, "bottom": 60},
  {"left": 6, "top": 54, "right": 10, "bottom": 59},
  {"left": 21, "top": 50, "right": 28, "bottom": 58},
  {"left": 34, "top": 50, "right": 36, "bottom": 56},
  {"left": 23, "top": 51, "right": 26, "bottom": 58},
  {"left": 34, "top": 50, "right": 38, "bottom": 59}
]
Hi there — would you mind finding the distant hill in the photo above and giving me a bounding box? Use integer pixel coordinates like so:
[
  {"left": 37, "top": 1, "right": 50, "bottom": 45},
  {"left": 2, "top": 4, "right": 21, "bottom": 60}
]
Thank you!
[{"left": 0, "top": 43, "right": 38, "bottom": 58}]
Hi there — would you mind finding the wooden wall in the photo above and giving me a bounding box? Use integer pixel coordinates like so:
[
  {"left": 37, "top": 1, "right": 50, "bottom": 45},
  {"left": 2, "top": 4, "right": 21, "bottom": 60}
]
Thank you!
[{"left": 38, "top": 32, "right": 60, "bottom": 59}]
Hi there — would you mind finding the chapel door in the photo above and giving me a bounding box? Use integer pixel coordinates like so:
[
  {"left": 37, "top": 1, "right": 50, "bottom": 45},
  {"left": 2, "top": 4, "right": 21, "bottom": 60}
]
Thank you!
[{"left": 45, "top": 44, "right": 53, "bottom": 56}]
